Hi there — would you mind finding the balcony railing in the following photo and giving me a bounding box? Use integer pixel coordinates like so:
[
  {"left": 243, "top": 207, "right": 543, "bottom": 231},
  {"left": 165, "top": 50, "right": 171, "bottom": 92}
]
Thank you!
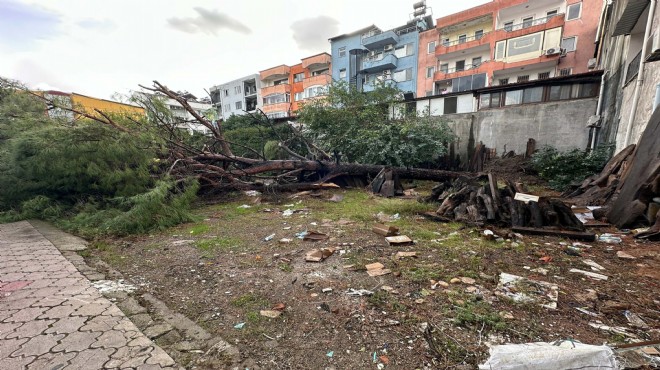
[
  {"left": 441, "top": 32, "right": 490, "bottom": 47},
  {"left": 362, "top": 53, "right": 398, "bottom": 73},
  {"left": 261, "top": 84, "right": 291, "bottom": 97},
  {"left": 438, "top": 60, "right": 490, "bottom": 74},
  {"left": 498, "top": 14, "right": 563, "bottom": 32},
  {"left": 626, "top": 50, "right": 642, "bottom": 84}
]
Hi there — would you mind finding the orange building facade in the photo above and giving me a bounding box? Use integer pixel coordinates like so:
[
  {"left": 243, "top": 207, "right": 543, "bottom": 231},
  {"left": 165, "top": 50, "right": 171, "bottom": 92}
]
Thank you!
[
  {"left": 417, "top": 0, "right": 603, "bottom": 97},
  {"left": 259, "top": 53, "right": 331, "bottom": 119}
]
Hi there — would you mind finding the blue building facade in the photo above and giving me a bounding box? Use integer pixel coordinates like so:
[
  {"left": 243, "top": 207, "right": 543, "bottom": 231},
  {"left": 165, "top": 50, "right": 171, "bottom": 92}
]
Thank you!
[{"left": 330, "top": 17, "right": 434, "bottom": 98}]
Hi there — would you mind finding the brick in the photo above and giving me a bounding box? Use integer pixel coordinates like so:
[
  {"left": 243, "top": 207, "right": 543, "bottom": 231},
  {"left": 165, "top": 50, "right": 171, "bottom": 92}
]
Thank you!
[
  {"left": 0, "top": 321, "right": 22, "bottom": 339},
  {"left": 146, "top": 346, "right": 176, "bottom": 366},
  {"left": 11, "top": 333, "right": 64, "bottom": 357},
  {"left": 74, "top": 302, "right": 111, "bottom": 317},
  {"left": 45, "top": 316, "right": 88, "bottom": 335},
  {"left": 5, "top": 319, "right": 54, "bottom": 339},
  {"left": 0, "top": 354, "right": 35, "bottom": 369},
  {"left": 80, "top": 315, "right": 122, "bottom": 332},
  {"left": 29, "top": 351, "right": 77, "bottom": 370}
]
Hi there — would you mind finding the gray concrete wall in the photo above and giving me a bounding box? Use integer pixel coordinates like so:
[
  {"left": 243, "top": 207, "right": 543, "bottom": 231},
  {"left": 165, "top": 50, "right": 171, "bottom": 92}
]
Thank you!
[{"left": 443, "top": 98, "right": 598, "bottom": 163}]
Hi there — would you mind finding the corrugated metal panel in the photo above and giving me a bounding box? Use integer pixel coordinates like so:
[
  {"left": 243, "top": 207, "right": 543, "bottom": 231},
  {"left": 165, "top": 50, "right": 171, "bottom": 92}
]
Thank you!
[{"left": 612, "top": 0, "right": 650, "bottom": 36}]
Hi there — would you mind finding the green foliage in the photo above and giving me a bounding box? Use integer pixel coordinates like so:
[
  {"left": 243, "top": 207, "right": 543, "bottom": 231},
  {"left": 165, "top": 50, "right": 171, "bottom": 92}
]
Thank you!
[
  {"left": 531, "top": 145, "right": 613, "bottom": 190},
  {"left": 297, "top": 80, "right": 456, "bottom": 167},
  {"left": 222, "top": 114, "right": 303, "bottom": 158}
]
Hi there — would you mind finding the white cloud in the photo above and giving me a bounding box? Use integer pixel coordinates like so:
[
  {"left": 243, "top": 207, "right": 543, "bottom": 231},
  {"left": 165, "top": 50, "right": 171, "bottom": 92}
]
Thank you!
[{"left": 167, "top": 7, "right": 251, "bottom": 35}]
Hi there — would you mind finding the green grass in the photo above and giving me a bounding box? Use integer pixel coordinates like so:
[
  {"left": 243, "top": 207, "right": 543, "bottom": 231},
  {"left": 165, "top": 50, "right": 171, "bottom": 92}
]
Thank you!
[
  {"left": 195, "top": 236, "right": 243, "bottom": 257},
  {"left": 453, "top": 300, "right": 507, "bottom": 332},
  {"left": 278, "top": 263, "right": 293, "bottom": 272},
  {"left": 404, "top": 266, "right": 442, "bottom": 283},
  {"left": 188, "top": 223, "right": 210, "bottom": 235},
  {"left": 230, "top": 293, "right": 269, "bottom": 309}
]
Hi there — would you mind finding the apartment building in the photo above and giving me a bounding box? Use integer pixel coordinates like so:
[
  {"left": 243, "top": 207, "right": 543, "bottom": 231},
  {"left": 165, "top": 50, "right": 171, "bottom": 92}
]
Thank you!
[
  {"left": 419, "top": 0, "right": 602, "bottom": 97},
  {"left": 42, "top": 91, "right": 145, "bottom": 121},
  {"left": 209, "top": 74, "right": 261, "bottom": 121},
  {"left": 259, "top": 52, "right": 332, "bottom": 119}
]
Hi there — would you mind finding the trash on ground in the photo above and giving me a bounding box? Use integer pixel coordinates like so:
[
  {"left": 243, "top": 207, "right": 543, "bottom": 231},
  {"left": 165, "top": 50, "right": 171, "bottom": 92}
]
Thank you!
[
  {"left": 478, "top": 340, "right": 618, "bottom": 370},
  {"left": 385, "top": 235, "right": 413, "bottom": 246},
  {"left": 282, "top": 209, "right": 295, "bottom": 217},
  {"left": 564, "top": 246, "right": 582, "bottom": 256},
  {"left": 372, "top": 223, "right": 399, "bottom": 237},
  {"left": 376, "top": 212, "right": 400, "bottom": 222},
  {"left": 295, "top": 231, "right": 308, "bottom": 239},
  {"left": 244, "top": 190, "right": 261, "bottom": 197},
  {"left": 263, "top": 233, "right": 275, "bottom": 242},
  {"left": 233, "top": 322, "right": 245, "bottom": 329},
  {"left": 346, "top": 288, "right": 374, "bottom": 296},
  {"left": 617, "top": 251, "right": 636, "bottom": 259},
  {"left": 530, "top": 267, "right": 548, "bottom": 275},
  {"left": 322, "top": 287, "right": 333, "bottom": 293},
  {"left": 539, "top": 256, "right": 553, "bottom": 263},
  {"left": 575, "top": 307, "right": 600, "bottom": 317},
  {"left": 328, "top": 194, "right": 344, "bottom": 202},
  {"left": 583, "top": 259, "right": 606, "bottom": 271},
  {"left": 92, "top": 280, "right": 137, "bottom": 294},
  {"left": 495, "top": 272, "right": 558, "bottom": 309},
  {"left": 303, "top": 231, "right": 329, "bottom": 241},
  {"left": 237, "top": 204, "right": 252, "bottom": 209},
  {"left": 598, "top": 233, "right": 622, "bottom": 244},
  {"left": 260, "top": 310, "right": 282, "bottom": 318},
  {"left": 272, "top": 303, "right": 286, "bottom": 311},
  {"left": 514, "top": 192, "right": 540, "bottom": 203},
  {"left": 365, "top": 262, "right": 391, "bottom": 277},
  {"left": 394, "top": 251, "right": 417, "bottom": 259},
  {"left": 624, "top": 310, "right": 649, "bottom": 328},
  {"left": 279, "top": 238, "right": 292, "bottom": 244},
  {"left": 589, "top": 321, "right": 637, "bottom": 338},
  {"left": 326, "top": 350, "right": 334, "bottom": 357},
  {"left": 305, "top": 247, "right": 335, "bottom": 262},
  {"left": 570, "top": 268, "right": 608, "bottom": 281}
]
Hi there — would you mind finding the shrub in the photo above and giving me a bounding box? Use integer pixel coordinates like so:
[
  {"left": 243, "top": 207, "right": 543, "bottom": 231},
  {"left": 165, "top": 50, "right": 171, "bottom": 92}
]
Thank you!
[{"left": 531, "top": 145, "right": 613, "bottom": 191}]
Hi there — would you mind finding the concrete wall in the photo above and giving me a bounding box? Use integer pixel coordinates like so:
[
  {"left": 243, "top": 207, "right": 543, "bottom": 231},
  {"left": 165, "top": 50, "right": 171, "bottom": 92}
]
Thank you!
[
  {"left": 212, "top": 74, "right": 261, "bottom": 121},
  {"left": 442, "top": 97, "right": 598, "bottom": 161},
  {"left": 417, "top": 29, "right": 439, "bottom": 97}
]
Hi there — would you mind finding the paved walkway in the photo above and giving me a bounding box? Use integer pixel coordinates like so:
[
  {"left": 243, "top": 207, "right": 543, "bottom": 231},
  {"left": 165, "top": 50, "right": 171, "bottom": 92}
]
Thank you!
[{"left": 0, "top": 221, "right": 178, "bottom": 369}]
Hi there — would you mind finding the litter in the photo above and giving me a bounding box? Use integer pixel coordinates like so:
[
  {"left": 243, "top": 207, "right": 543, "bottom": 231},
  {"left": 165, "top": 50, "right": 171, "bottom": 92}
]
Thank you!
[
  {"left": 263, "top": 234, "right": 275, "bottom": 242},
  {"left": 260, "top": 310, "right": 281, "bottom": 318},
  {"left": 328, "top": 194, "right": 344, "bottom": 202},
  {"left": 282, "top": 209, "right": 294, "bottom": 217},
  {"left": 575, "top": 307, "right": 600, "bottom": 317},
  {"left": 326, "top": 351, "right": 334, "bottom": 357},
  {"left": 514, "top": 192, "right": 540, "bottom": 203},
  {"left": 233, "top": 322, "right": 245, "bottom": 329},
  {"left": 589, "top": 322, "right": 637, "bottom": 338},
  {"left": 598, "top": 233, "right": 622, "bottom": 244},
  {"left": 346, "top": 288, "right": 374, "bottom": 296},
  {"left": 570, "top": 268, "right": 608, "bottom": 281},
  {"left": 237, "top": 204, "right": 251, "bottom": 209},
  {"left": 583, "top": 259, "right": 606, "bottom": 271},
  {"left": 564, "top": 246, "right": 582, "bottom": 256},
  {"left": 244, "top": 190, "right": 261, "bottom": 197},
  {"left": 478, "top": 340, "right": 618, "bottom": 370},
  {"left": 539, "top": 256, "right": 553, "bottom": 263},
  {"left": 303, "top": 231, "right": 329, "bottom": 241},
  {"left": 624, "top": 310, "right": 649, "bottom": 328},
  {"left": 272, "top": 303, "right": 286, "bottom": 311},
  {"left": 322, "top": 288, "right": 333, "bottom": 293},
  {"left": 495, "top": 272, "right": 559, "bottom": 309},
  {"left": 385, "top": 235, "right": 413, "bottom": 246},
  {"left": 530, "top": 267, "right": 548, "bottom": 275},
  {"left": 394, "top": 251, "right": 417, "bottom": 259},
  {"left": 372, "top": 223, "right": 400, "bottom": 237},
  {"left": 91, "top": 280, "right": 137, "bottom": 294},
  {"left": 617, "top": 251, "right": 636, "bottom": 259},
  {"left": 305, "top": 248, "right": 335, "bottom": 262},
  {"left": 295, "top": 231, "right": 308, "bottom": 239},
  {"left": 365, "top": 262, "right": 391, "bottom": 277},
  {"left": 278, "top": 238, "right": 292, "bottom": 244}
]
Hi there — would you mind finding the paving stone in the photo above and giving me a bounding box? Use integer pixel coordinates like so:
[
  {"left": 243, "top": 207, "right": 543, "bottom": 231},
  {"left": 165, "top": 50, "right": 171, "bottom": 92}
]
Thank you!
[
  {"left": 4, "top": 307, "right": 46, "bottom": 323},
  {"left": 73, "top": 302, "right": 112, "bottom": 317},
  {"left": 0, "top": 309, "right": 18, "bottom": 321},
  {"left": 147, "top": 346, "right": 176, "bottom": 366},
  {"left": 143, "top": 323, "right": 174, "bottom": 339},
  {"left": 113, "top": 317, "right": 140, "bottom": 333},
  {"left": 53, "top": 330, "right": 102, "bottom": 352},
  {"left": 38, "top": 304, "right": 77, "bottom": 320},
  {"left": 0, "top": 321, "right": 22, "bottom": 339},
  {"left": 5, "top": 319, "right": 54, "bottom": 339},
  {"left": 119, "top": 354, "right": 151, "bottom": 368},
  {"left": 66, "top": 347, "right": 114, "bottom": 370},
  {"left": 91, "top": 330, "right": 129, "bottom": 349},
  {"left": 117, "top": 297, "right": 147, "bottom": 315},
  {"left": 11, "top": 333, "right": 64, "bottom": 357},
  {"left": 45, "top": 316, "right": 88, "bottom": 335},
  {"left": 130, "top": 313, "right": 155, "bottom": 329},
  {"left": 29, "top": 351, "right": 77, "bottom": 370},
  {"left": 137, "top": 364, "right": 166, "bottom": 370},
  {"left": 0, "top": 337, "right": 28, "bottom": 359},
  {"left": 0, "top": 354, "right": 35, "bottom": 369},
  {"left": 80, "top": 315, "right": 123, "bottom": 332}
]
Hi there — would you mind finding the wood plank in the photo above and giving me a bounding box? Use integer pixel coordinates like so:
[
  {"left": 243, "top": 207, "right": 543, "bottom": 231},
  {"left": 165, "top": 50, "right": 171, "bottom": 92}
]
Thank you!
[{"left": 511, "top": 226, "right": 596, "bottom": 241}]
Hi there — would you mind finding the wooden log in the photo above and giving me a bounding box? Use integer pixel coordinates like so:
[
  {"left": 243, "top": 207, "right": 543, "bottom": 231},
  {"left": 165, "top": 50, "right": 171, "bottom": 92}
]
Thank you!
[
  {"left": 511, "top": 226, "right": 596, "bottom": 241},
  {"left": 488, "top": 172, "right": 500, "bottom": 208}
]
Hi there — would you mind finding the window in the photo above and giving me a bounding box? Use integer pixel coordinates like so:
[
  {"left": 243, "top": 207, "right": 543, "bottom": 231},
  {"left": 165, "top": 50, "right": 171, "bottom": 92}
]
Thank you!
[
  {"left": 458, "top": 34, "right": 467, "bottom": 44},
  {"left": 549, "top": 85, "right": 572, "bottom": 100},
  {"left": 547, "top": 9, "right": 558, "bottom": 18},
  {"left": 235, "top": 101, "right": 242, "bottom": 110},
  {"left": 495, "top": 41, "right": 506, "bottom": 60},
  {"left": 426, "top": 90, "right": 433, "bottom": 97},
  {"left": 305, "top": 85, "right": 326, "bottom": 99},
  {"left": 294, "top": 73, "right": 304, "bottom": 82},
  {"left": 517, "top": 75, "right": 530, "bottom": 83},
  {"left": 475, "top": 30, "right": 484, "bottom": 39},
  {"left": 505, "top": 89, "right": 523, "bottom": 105},
  {"left": 273, "top": 78, "right": 288, "bottom": 86},
  {"left": 504, "top": 21, "right": 514, "bottom": 31},
  {"left": 294, "top": 92, "right": 303, "bottom": 101},
  {"left": 393, "top": 68, "right": 413, "bottom": 82},
  {"left": 566, "top": 3, "right": 582, "bottom": 20},
  {"left": 394, "top": 43, "right": 415, "bottom": 58},
  {"left": 491, "top": 92, "right": 501, "bottom": 107},
  {"left": 339, "top": 69, "right": 346, "bottom": 79},
  {"left": 224, "top": 103, "right": 230, "bottom": 112},
  {"left": 263, "top": 93, "right": 289, "bottom": 105},
  {"left": 538, "top": 72, "right": 550, "bottom": 80},
  {"left": 455, "top": 60, "right": 465, "bottom": 72},
  {"left": 442, "top": 38, "right": 450, "bottom": 46},
  {"left": 444, "top": 97, "right": 458, "bottom": 114},
  {"left": 561, "top": 36, "right": 577, "bottom": 52},
  {"left": 426, "top": 66, "right": 435, "bottom": 78},
  {"left": 522, "top": 87, "right": 543, "bottom": 103},
  {"left": 479, "top": 94, "right": 490, "bottom": 109},
  {"left": 499, "top": 78, "right": 509, "bottom": 85},
  {"left": 234, "top": 86, "right": 241, "bottom": 94},
  {"left": 522, "top": 16, "right": 534, "bottom": 29},
  {"left": 427, "top": 41, "right": 436, "bottom": 53},
  {"left": 338, "top": 47, "right": 346, "bottom": 57},
  {"left": 311, "top": 68, "right": 329, "bottom": 76},
  {"left": 559, "top": 68, "right": 572, "bottom": 76},
  {"left": 224, "top": 89, "right": 229, "bottom": 97},
  {"left": 472, "top": 57, "right": 482, "bottom": 67},
  {"left": 440, "top": 63, "right": 449, "bottom": 73}
]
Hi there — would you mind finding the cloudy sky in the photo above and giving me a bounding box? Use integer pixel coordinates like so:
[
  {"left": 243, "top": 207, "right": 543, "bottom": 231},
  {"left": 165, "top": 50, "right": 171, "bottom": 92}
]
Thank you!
[{"left": 0, "top": 0, "right": 489, "bottom": 100}]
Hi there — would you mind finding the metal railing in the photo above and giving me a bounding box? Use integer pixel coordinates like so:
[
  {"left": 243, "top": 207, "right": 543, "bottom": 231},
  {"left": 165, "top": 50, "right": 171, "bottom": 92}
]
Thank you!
[
  {"left": 626, "top": 50, "right": 642, "bottom": 84},
  {"left": 441, "top": 32, "right": 489, "bottom": 47},
  {"left": 499, "top": 13, "right": 563, "bottom": 32},
  {"left": 363, "top": 52, "right": 397, "bottom": 63},
  {"left": 438, "top": 60, "right": 489, "bottom": 74},
  {"left": 361, "top": 25, "right": 418, "bottom": 40}
]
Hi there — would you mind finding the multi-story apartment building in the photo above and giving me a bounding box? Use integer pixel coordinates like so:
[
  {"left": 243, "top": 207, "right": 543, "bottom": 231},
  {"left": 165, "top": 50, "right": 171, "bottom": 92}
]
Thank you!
[
  {"left": 330, "top": 2, "right": 434, "bottom": 97},
  {"left": 259, "top": 52, "right": 332, "bottom": 119},
  {"left": 209, "top": 74, "right": 261, "bottom": 121},
  {"left": 419, "top": 0, "right": 602, "bottom": 97}
]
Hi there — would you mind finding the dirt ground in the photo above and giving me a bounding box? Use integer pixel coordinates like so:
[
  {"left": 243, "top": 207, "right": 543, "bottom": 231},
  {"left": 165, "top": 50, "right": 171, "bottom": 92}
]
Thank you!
[{"left": 85, "top": 183, "right": 659, "bottom": 369}]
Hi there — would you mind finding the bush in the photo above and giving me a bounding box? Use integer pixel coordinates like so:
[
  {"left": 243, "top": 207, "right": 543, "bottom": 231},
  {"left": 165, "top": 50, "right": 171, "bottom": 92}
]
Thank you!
[{"left": 531, "top": 146, "right": 613, "bottom": 190}]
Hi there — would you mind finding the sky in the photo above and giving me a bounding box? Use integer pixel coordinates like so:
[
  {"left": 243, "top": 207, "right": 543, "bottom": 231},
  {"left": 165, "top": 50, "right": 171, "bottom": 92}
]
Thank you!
[{"left": 0, "top": 0, "right": 490, "bottom": 100}]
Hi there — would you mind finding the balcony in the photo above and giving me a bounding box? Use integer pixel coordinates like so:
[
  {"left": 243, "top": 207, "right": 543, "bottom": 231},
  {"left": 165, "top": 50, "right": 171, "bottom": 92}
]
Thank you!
[
  {"left": 303, "top": 74, "right": 331, "bottom": 89},
  {"left": 362, "top": 53, "right": 398, "bottom": 73},
  {"left": 261, "top": 102, "right": 290, "bottom": 114},
  {"left": 261, "top": 84, "right": 291, "bottom": 97},
  {"left": 436, "top": 32, "right": 493, "bottom": 58},
  {"left": 260, "top": 65, "right": 291, "bottom": 81},
  {"left": 494, "top": 14, "right": 565, "bottom": 40},
  {"left": 302, "top": 53, "right": 331, "bottom": 70},
  {"left": 362, "top": 29, "right": 399, "bottom": 49},
  {"left": 434, "top": 60, "right": 492, "bottom": 81}
]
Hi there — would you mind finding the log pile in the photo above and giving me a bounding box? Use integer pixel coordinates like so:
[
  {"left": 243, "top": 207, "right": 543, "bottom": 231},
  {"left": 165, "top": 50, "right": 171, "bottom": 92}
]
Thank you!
[{"left": 425, "top": 173, "right": 592, "bottom": 239}]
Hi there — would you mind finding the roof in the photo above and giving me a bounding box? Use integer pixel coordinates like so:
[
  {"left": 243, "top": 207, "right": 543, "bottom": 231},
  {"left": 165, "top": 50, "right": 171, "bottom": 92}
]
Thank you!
[
  {"left": 329, "top": 24, "right": 379, "bottom": 41},
  {"left": 301, "top": 52, "right": 332, "bottom": 60},
  {"left": 612, "top": 0, "right": 650, "bottom": 36},
  {"left": 70, "top": 92, "right": 144, "bottom": 109}
]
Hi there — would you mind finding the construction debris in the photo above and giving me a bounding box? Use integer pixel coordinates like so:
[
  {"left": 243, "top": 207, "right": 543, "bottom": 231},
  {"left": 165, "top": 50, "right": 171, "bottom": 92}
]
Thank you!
[
  {"left": 495, "top": 272, "right": 558, "bottom": 309},
  {"left": 305, "top": 248, "right": 335, "bottom": 262},
  {"left": 365, "top": 262, "right": 391, "bottom": 277},
  {"left": 569, "top": 268, "right": 608, "bottom": 281},
  {"left": 372, "top": 223, "right": 399, "bottom": 237},
  {"left": 394, "top": 251, "right": 417, "bottom": 259},
  {"left": 259, "top": 310, "right": 282, "bottom": 318},
  {"left": 303, "top": 231, "right": 329, "bottom": 241},
  {"left": 346, "top": 288, "right": 374, "bottom": 296},
  {"left": 385, "top": 235, "right": 413, "bottom": 246}
]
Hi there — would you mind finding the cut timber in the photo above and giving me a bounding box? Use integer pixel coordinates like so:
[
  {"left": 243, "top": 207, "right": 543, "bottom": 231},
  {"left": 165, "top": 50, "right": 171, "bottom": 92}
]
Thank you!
[
  {"left": 514, "top": 192, "right": 539, "bottom": 203},
  {"left": 372, "top": 224, "right": 399, "bottom": 237},
  {"left": 385, "top": 235, "right": 413, "bottom": 246},
  {"left": 511, "top": 226, "right": 596, "bottom": 241}
]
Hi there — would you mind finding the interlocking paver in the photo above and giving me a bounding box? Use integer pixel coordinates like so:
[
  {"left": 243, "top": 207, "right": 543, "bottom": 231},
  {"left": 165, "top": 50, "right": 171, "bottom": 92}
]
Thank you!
[{"left": 0, "top": 221, "right": 177, "bottom": 369}]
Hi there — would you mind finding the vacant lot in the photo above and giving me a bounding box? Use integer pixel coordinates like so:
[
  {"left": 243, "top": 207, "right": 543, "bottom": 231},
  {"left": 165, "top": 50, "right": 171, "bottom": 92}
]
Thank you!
[{"left": 84, "top": 185, "right": 659, "bottom": 369}]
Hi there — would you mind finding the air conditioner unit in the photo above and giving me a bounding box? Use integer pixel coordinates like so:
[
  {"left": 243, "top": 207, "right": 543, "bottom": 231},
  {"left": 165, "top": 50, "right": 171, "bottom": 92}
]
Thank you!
[
  {"left": 383, "top": 69, "right": 392, "bottom": 76},
  {"left": 587, "top": 58, "right": 597, "bottom": 69},
  {"left": 384, "top": 44, "right": 394, "bottom": 51},
  {"left": 645, "top": 32, "right": 660, "bottom": 62},
  {"left": 369, "top": 50, "right": 377, "bottom": 57},
  {"left": 545, "top": 48, "right": 561, "bottom": 56}
]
